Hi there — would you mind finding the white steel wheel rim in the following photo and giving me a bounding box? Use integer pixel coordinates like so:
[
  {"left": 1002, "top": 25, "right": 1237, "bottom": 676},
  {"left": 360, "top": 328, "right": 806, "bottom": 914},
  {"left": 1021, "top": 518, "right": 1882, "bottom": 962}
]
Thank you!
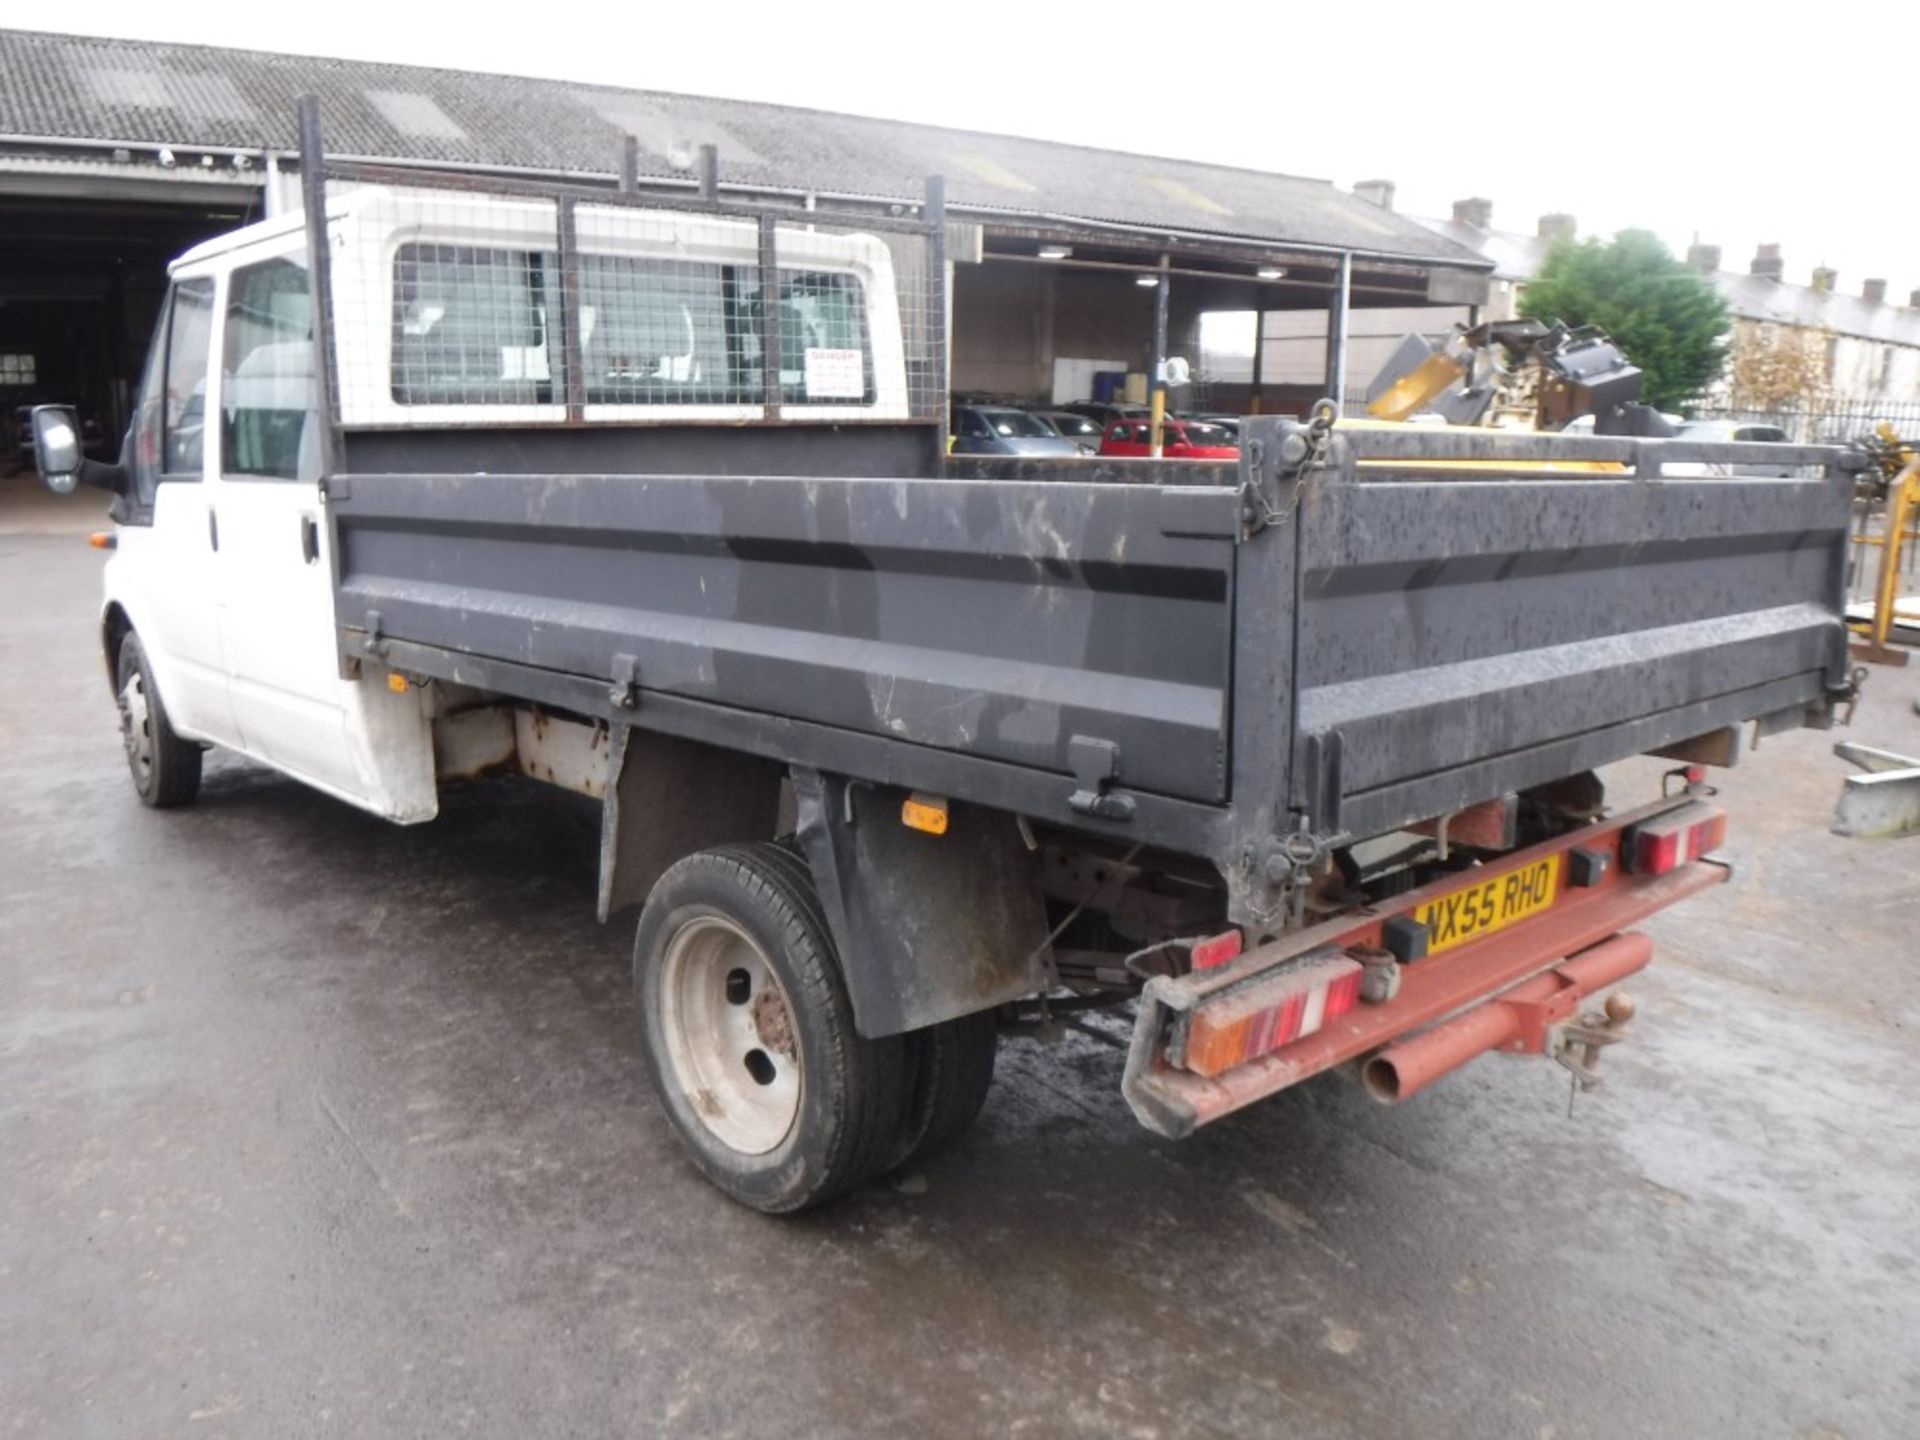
[
  {"left": 119, "top": 673, "right": 154, "bottom": 785},
  {"left": 658, "top": 912, "right": 802, "bottom": 1155}
]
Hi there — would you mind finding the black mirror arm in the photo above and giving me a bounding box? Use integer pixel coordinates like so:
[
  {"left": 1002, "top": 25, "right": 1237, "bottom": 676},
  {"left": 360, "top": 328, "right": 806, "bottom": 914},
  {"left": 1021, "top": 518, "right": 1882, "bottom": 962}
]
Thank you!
[{"left": 73, "top": 457, "right": 131, "bottom": 495}]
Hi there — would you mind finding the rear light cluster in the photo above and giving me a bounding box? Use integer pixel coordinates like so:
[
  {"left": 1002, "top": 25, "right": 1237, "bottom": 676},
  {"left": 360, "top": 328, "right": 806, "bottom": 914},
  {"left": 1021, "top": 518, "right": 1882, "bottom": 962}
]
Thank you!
[
  {"left": 1622, "top": 803, "right": 1728, "bottom": 877},
  {"left": 1180, "top": 950, "right": 1363, "bottom": 1078}
]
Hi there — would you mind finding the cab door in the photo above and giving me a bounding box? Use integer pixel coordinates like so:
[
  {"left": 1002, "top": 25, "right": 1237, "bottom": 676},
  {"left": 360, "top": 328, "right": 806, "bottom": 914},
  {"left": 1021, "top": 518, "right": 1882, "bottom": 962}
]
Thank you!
[
  {"left": 209, "top": 246, "right": 363, "bottom": 797},
  {"left": 120, "top": 274, "right": 239, "bottom": 746}
]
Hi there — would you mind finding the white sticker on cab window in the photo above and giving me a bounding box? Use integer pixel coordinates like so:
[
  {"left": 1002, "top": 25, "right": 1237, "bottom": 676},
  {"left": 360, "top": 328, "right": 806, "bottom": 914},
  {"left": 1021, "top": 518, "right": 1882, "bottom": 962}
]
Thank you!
[{"left": 803, "top": 348, "right": 864, "bottom": 399}]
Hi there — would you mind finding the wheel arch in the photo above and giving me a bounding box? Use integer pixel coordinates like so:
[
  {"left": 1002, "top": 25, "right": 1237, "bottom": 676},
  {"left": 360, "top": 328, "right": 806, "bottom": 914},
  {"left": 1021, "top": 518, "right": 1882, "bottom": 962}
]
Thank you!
[
  {"left": 101, "top": 601, "right": 133, "bottom": 688},
  {"left": 598, "top": 726, "right": 785, "bottom": 923}
]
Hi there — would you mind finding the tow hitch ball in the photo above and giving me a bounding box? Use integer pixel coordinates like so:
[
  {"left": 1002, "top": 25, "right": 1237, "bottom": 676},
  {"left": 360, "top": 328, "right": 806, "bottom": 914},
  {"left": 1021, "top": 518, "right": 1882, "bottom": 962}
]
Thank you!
[{"left": 1552, "top": 991, "right": 1636, "bottom": 1091}]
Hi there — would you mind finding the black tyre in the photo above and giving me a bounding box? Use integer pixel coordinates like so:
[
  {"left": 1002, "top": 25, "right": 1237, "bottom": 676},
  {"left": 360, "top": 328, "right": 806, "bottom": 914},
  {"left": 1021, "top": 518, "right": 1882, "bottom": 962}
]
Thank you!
[
  {"left": 634, "top": 841, "right": 907, "bottom": 1213},
  {"left": 114, "top": 632, "right": 201, "bottom": 808},
  {"left": 891, "top": 1009, "right": 998, "bottom": 1172}
]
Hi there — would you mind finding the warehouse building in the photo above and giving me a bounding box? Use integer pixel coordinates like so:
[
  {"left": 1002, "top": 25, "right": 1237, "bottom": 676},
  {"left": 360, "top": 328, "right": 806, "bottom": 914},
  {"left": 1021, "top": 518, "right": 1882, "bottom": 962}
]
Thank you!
[{"left": 0, "top": 28, "right": 1488, "bottom": 453}]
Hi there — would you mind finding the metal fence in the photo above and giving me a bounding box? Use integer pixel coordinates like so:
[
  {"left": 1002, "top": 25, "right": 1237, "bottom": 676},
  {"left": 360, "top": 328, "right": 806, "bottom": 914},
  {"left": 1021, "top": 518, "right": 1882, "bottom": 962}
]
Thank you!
[{"left": 1686, "top": 397, "right": 1920, "bottom": 446}]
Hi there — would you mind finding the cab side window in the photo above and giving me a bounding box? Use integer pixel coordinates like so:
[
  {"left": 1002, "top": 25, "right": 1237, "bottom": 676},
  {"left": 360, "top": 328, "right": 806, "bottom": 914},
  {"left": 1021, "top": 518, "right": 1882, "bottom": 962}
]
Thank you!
[
  {"left": 162, "top": 278, "right": 215, "bottom": 478},
  {"left": 124, "top": 305, "right": 170, "bottom": 501},
  {"left": 222, "top": 258, "right": 315, "bottom": 480}
]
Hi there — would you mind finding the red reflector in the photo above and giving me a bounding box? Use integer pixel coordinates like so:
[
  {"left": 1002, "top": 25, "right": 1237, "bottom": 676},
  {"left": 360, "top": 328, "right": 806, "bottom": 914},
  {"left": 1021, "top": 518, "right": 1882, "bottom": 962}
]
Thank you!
[
  {"left": 1633, "top": 827, "right": 1682, "bottom": 875},
  {"left": 1191, "top": 929, "right": 1244, "bottom": 971}
]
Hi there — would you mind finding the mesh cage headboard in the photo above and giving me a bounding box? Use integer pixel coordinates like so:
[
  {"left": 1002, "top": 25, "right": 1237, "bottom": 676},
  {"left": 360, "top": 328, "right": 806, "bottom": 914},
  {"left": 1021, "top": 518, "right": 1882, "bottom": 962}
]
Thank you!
[{"left": 294, "top": 99, "right": 947, "bottom": 443}]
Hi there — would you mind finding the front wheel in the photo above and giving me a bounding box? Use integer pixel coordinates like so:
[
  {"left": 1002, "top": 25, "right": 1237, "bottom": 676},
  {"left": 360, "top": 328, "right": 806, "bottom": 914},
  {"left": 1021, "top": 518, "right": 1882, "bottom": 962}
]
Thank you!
[
  {"left": 115, "top": 632, "right": 201, "bottom": 808},
  {"left": 634, "top": 842, "right": 907, "bottom": 1213}
]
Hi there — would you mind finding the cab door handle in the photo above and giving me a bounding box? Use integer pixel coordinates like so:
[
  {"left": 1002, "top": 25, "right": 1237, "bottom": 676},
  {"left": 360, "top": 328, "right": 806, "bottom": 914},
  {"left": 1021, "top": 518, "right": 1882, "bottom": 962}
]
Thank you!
[
  {"left": 207, "top": 507, "right": 219, "bottom": 551},
  {"left": 300, "top": 514, "right": 319, "bottom": 565}
]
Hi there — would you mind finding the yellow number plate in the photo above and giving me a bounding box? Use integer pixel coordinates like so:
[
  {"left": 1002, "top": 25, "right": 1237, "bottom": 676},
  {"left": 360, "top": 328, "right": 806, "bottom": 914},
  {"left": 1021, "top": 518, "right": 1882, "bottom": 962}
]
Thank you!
[{"left": 1413, "top": 854, "right": 1562, "bottom": 955}]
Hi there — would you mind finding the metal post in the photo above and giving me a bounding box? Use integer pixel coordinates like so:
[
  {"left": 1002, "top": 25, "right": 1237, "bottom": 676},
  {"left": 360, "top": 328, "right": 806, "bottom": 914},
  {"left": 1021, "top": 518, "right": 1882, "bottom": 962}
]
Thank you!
[
  {"left": 925, "top": 175, "right": 948, "bottom": 465},
  {"left": 1852, "top": 455, "right": 1919, "bottom": 666},
  {"left": 758, "top": 214, "right": 782, "bottom": 421},
  {"left": 1250, "top": 306, "right": 1265, "bottom": 416},
  {"left": 1149, "top": 253, "right": 1170, "bottom": 457},
  {"left": 556, "top": 197, "right": 586, "bottom": 422},
  {"left": 295, "top": 96, "right": 340, "bottom": 480},
  {"left": 1324, "top": 251, "right": 1352, "bottom": 410},
  {"left": 698, "top": 144, "right": 718, "bottom": 203},
  {"left": 619, "top": 135, "right": 639, "bottom": 193}
]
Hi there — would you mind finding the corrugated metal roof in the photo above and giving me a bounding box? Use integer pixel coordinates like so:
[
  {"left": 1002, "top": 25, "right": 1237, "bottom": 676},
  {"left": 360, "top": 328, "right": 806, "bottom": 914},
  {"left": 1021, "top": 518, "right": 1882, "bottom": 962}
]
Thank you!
[
  {"left": 0, "top": 27, "right": 1487, "bottom": 267},
  {"left": 1414, "top": 212, "right": 1920, "bottom": 347}
]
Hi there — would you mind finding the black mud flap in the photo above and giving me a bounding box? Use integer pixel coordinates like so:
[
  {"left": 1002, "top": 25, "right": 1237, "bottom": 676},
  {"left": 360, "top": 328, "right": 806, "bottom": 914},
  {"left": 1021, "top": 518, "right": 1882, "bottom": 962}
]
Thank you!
[{"left": 791, "top": 767, "right": 1050, "bottom": 1039}]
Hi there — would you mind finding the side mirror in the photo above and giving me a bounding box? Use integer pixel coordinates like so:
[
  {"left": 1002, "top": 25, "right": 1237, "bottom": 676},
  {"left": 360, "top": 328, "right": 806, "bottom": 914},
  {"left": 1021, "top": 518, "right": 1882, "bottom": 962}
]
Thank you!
[{"left": 31, "top": 405, "right": 82, "bottom": 494}]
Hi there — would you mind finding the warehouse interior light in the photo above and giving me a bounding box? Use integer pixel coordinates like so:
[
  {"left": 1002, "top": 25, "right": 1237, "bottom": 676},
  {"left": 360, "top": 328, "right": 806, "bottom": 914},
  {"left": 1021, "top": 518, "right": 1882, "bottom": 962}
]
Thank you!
[
  {"left": 1037, "top": 244, "right": 1071, "bottom": 260},
  {"left": 1258, "top": 266, "right": 1287, "bottom": 280},
  {"left": 1135, "top": 274, "right": 1159, "bottom": 287}
]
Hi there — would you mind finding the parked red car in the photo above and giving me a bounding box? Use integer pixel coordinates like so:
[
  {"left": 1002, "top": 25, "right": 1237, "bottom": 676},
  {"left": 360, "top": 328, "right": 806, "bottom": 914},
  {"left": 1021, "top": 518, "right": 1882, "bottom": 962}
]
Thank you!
[{"left": 1097, "top": 417, "right": 1239, "bottom": 460}]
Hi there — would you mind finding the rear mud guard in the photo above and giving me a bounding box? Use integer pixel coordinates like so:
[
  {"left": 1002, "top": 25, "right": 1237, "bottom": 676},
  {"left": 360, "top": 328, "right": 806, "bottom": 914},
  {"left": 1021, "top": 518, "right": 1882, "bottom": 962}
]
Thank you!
[{"left": 791, "top": 767, "right": 1049, "bottom": 1039}]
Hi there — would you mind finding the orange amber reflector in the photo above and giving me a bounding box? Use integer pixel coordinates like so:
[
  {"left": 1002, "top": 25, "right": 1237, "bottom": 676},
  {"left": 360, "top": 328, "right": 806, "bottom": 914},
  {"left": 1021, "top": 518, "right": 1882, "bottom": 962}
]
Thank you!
[{"left": 901, "top": 792, "right": 949, "bottom": 835}]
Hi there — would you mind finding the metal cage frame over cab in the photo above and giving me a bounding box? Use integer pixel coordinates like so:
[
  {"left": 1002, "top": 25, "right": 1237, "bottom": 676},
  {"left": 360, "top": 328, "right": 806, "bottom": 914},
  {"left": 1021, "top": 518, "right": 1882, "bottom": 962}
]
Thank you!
[{"left": 293, "top": 97, "right": 953, "bottom": 461}]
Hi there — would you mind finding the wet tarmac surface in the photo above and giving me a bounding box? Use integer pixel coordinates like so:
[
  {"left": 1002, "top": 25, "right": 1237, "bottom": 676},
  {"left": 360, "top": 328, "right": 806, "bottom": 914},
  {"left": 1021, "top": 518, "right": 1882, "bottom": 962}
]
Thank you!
[{"left": 4, "top": 514, "right": 1917, "bottom": 1438}]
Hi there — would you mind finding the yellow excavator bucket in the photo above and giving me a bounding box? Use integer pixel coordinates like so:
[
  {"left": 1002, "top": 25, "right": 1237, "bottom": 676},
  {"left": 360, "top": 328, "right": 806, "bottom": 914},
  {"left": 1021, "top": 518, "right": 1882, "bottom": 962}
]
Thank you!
[{"left": 1365, "top": 351, "right": 1468, "bottom": 423}]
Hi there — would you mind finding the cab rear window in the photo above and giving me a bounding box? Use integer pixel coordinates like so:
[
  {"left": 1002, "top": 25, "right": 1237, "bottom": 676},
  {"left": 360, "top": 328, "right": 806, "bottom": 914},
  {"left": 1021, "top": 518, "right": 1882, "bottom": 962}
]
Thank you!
[
  {"left": 392, "top": 244, "right": 555, "bottom": 405},
  {"left": 390, "top": 242, "right": 872, "bottom": 407}
]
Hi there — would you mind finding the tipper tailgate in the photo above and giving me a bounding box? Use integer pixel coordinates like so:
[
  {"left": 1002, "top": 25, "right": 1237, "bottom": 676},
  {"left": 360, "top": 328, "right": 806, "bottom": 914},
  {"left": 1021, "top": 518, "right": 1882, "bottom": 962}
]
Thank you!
[{"left": 1283, "top": 429, "right": 1853, "bottom": 839}]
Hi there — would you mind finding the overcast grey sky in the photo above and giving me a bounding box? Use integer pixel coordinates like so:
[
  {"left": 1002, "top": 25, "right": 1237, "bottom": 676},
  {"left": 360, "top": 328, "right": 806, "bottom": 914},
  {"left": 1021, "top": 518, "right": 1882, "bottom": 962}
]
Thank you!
[{"left": 22, "top": 0, "right": 1919, "bottom": 298}]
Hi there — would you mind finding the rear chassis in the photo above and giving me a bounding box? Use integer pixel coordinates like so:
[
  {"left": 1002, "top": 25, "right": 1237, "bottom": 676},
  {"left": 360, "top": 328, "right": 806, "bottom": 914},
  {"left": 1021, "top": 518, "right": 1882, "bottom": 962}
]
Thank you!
[{"left": 1123, "top": 794, "right": 1729, "bottom": 1136}]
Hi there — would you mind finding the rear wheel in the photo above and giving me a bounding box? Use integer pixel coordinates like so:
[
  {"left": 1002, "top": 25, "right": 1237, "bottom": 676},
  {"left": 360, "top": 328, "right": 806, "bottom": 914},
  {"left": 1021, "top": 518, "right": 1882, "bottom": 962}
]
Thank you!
[
  {"left": 892, "top": 1009, "right": 998, "bottom": 1172},
  {"left": 114, "top": 632, "right": 200, "bottom": 808},
  {"left": 634, "top": 842, "right": 907, "bottom": 1213}
]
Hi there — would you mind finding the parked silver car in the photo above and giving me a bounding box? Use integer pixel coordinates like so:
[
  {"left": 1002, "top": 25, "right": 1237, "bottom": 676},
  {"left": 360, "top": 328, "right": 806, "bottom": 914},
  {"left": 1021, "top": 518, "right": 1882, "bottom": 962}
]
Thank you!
[
  {"left": 1033, "top": 410, "right": 1105, "bottom": 446},
  {"left": 951, "top": 405, "right": 1085, "bottom": 457}
]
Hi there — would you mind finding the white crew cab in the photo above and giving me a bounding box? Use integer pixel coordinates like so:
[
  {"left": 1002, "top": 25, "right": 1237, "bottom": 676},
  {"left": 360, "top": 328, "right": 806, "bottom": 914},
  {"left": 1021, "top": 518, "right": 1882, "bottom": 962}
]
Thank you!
[{"left": 76, "top": 186, "right": 907, "bottom": 818}]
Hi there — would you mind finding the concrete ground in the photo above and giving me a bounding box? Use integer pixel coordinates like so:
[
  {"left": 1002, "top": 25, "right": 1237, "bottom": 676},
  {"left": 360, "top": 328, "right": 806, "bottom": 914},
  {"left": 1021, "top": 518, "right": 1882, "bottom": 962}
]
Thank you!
[{"left": 3, "top": 479, "right": 1917, "bottom": 1439}]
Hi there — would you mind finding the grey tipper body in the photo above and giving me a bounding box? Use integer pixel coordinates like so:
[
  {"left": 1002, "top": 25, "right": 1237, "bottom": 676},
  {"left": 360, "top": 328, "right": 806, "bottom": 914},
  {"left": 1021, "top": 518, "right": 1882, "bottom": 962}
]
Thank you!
[{"left": 334, "top": 415, "right": 1854, "bottom": 958}]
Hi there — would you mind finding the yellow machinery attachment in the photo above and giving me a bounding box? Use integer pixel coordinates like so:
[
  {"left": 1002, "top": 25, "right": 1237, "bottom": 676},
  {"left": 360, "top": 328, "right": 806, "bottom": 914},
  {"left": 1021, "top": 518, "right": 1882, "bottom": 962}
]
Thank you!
[{"left": 1850, "top": 425, "right": 1919, "bottom": 666}]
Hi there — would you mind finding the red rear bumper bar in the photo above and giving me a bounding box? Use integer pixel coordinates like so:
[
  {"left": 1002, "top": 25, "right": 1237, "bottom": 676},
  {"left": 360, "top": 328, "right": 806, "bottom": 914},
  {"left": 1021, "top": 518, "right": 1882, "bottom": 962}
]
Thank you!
[{"left": 1122, "top": 798, "right": 1728, "bottom": 1138}]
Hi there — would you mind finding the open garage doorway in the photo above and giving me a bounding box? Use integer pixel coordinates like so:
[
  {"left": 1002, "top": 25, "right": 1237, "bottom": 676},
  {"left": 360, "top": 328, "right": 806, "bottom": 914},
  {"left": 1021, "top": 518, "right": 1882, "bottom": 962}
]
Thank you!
[{"left": 0, "top": 192, "right": 249, "bottom": 478}]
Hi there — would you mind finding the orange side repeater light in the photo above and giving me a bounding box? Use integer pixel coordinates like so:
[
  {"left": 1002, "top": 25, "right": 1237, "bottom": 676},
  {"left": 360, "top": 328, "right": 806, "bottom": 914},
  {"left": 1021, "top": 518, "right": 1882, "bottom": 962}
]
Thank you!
[{"left": 901, "top": 792, "right": 949, "bottom": 835}]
